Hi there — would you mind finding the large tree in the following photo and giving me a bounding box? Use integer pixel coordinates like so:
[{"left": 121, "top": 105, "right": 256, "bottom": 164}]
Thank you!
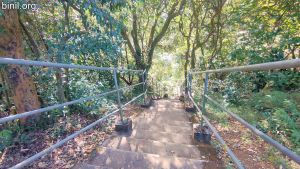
[
  {"left": 0, "top": 2, "right": 41, "bottom": 123},
  {"left": 121, "top": 0, "right": 186, "bottom": 73},
  {"left": 178, "top": 0, "right": 226, "bottom": 93}
]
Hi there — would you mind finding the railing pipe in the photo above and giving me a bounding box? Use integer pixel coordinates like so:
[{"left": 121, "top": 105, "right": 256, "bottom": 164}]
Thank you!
[
  {"left": 188, "top": 93, "right": 244, "bottom": 169},
  {"left": 0, "top": 57, "right": 147, "bottom": 168},
  {"left": 0, "top": 57, "right": 143, "bottom": 73},
  {"left": 191, "top": 59, "right": 300, "bottom": 74},
  {"left": 188, "top": 58, "right": 300, "bottom": 166},
  {"left": 0, "top": 82, "right": 144, "bottom": 124},
  {"left": 205, "top": 95, "right": 300, "bottom": 164},
  {"left": 10, "top": 92, "right": 146, "bottom": 169}
]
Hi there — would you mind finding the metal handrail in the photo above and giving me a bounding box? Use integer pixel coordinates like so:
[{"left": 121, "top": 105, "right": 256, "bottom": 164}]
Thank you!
[
  {"left": 11, "top": 92, "right": 146, "bottom": 169},
  {"left": 190, "top": 59, "right": 300, "bottom": 74},
  {"left": 0, "top": 82, "right": 144, "bottom": 124},
  {"left": 0, "top": 57, "right": 143, "bottom": 73},
  {"left": 188, "top": 93, "right": 244, "bottom": 169},
  {"left": 188, "top": 59, "right": 300, "bottom": 165},
  {"left": 0, "top": 57, "right": 146, "bottom": 168},
  {"left": 205, "top": 95, "right": 300, "bottom": 164}
]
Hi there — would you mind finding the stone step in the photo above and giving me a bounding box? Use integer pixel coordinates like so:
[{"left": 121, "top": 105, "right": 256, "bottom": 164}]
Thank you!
[
  {"left": 139, "top": 105, "right": 187, "bottom": 112},
  {"left": 134, "top": 121, "right": 192, "bottom": 133},
  {"left": 73, "top": 100, "right": 225, "bottom": 169},
  {"left": 131, "top": 128, "right": 194, "bottom": 145},
  {"left": 133, "top": 117, "right": 192, "bottom": 128},
  {"left": 102, "top": 137, "right": 205, "bottom": 159},
  {"left": 136, "top": 114, "right": 189, "bottom": 122},
  {"left": 83, "top": 147, "right": 211, "bottom": 169},
  {"left": 73, "top": 163, "right": 100, "bottom": 169}
]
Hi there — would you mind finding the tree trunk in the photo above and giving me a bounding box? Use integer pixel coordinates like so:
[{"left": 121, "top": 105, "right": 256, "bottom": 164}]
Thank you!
[
  {"left": 0, "top": 69, "right": 10, "bottom": 106},
  {"left": 184, "top": 54, "right": 189, "bottom": 95},
  {"left": 191, "top": 47, "right": 196, "bottom": 69},
  {"left": 64, "top": 68, "right": 71, "bottom": 101},
  {"left": 0, "top": 6, "right": 40, "bottom": 123},
  {"left": 55, "top": 69, "right": 65, "bottom": 103},
  {"left": 19, "top": 19, "right": 41, "bottom": 59},
  {"left": 121, "top": 0, "right": 186, "bottom": 77}
]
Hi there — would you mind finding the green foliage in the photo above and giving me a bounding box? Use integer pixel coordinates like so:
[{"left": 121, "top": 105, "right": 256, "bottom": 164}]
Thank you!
[
  {"left": 226, "top": 0, "right": 300, "bottom": 65},
  {"left": 208, "top": 90, "right": 300, "bottom": 167},
  {"left": 50, "top": 124, "right": 68, "bottom": 139},
  {"left": 19, "top": 133, "right": 32, "bottom": 144},
  {"left": 233, "top": 91, "right": 300, "bottom": 153},
  {"left": 0, "top": 129, "right": 13, "bottom": 151},
  {"left": 249, "top": 91, "right": 300, "bottom": 149},
  {"left": 264, "top": 147, "right": 291, "bottom": 169},
  {"left": 0, "top": 0, "right": 299, "bottom": 166},
  {"left": 148, "top": 54, "right": 184, "bottom": 97},
  {"left": 30, "top": 67, "right": 57, "bottom": 106},
  {"left": 214, "top": 71, "right": 300, "bottom": 104}
]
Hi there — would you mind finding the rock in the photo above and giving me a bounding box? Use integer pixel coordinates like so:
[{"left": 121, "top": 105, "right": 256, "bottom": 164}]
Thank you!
[
  {"left": 232, "top": 143, "right": 241, "bottom": 148},
  {"left": 38, "top": 162, "right": 47, "bottom": 168},
  {"left": 106, "top": 157, "right": 111, "bottom": 165}
]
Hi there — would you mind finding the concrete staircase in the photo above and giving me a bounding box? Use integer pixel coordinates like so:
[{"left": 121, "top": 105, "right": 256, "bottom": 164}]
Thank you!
[{"left": 74, "top": 100, "right": 223, "bottom": 169}]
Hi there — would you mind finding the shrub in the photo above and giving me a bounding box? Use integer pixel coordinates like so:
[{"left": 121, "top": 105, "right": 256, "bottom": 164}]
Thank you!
[{"left": 0, "top": 129, "right": 13, "bottom": 151}]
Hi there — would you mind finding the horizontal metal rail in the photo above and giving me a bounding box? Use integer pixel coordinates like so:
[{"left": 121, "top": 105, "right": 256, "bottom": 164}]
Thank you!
[
  {"left": 188, "top": 93, "right": 244, "bottom": 169},
  {"left": 205, "top": 95, "right": 300, "bottom": 164},
  {"left": 10, "top": 92, "right": 146, "bottom": 169},
  {"left": 191, "top": 59, "right": 300, "bottom": 74},
  {"left": 0, "top": 57, "right": 143, "bottom": 73},
  {"left": 0, "top": 82, "right": 144, "bottom": 124}
]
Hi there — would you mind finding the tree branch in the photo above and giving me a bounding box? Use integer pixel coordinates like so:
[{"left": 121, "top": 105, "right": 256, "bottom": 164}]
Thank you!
[
  {"left": 19, "top": 18, "right": 41, "bottom": 58},
  {"left": 131, "top": 8, "right": 142, "bottom": 63},
  {"left": 61, "top": 0, "right": 89, "bottom": 30},
  {"left": 147, "top": 0, "right": 187, "bottom": 68}
]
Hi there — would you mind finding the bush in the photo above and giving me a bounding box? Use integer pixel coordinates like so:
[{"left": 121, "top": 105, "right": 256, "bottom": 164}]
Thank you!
[
  {"left": 213, "top": 71, "right": 300, "bottom": 105},
  {"left": 0, "top": 129, "right": 13, "bottom": 151},
  {"left": 247, "top": 91, "right": 300, "bottom": 153}
]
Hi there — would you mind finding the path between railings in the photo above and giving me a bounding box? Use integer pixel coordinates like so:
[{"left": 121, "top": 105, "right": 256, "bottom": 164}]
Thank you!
[{"left": 74, "top": 99, "right": 224, "bottom": 169}]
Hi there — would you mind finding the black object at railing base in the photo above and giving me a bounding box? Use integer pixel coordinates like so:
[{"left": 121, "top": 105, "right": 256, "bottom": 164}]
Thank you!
[
  {"left": 194, "top": 132, "right": 211, "bottom": 144},
  {"left": 185, "top": 107, "right": 196, "bottom": 113},
  {"left": 115, "top": 118, "right": 132, "bottom": 132},
  {"left": 141, "top": 99, "right": 153, "bottom": 108},
  {"left": 193, "top": 124, "right": 212, "bottom": 144},
  {"left": 179, "top": 95, "right": 185, "bottom": 102}
]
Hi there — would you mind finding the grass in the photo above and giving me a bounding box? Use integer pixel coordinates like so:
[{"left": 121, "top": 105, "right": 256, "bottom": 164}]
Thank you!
[{"left": 205, "top": 90, "right": 300, "bottom": 168}]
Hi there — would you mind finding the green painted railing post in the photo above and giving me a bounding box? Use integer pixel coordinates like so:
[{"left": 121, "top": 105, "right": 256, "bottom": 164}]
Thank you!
[
  {"left": 113, "top": 68, "right": 124, "bottom": 123},
  {"left": 201, "top": 73, "right": 209, "bottom": 127}
]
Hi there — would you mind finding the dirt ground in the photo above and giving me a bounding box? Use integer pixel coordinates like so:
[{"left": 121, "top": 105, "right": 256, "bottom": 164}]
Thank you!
[
  {"left": 0, "top": 104, "right": 143, "bottom": 169},
  {"left": 2, "top": 100, "right": 299, "bottom": 169},
  {"left": 210, "top": 117, "right": 300, "bottom": 169}
]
